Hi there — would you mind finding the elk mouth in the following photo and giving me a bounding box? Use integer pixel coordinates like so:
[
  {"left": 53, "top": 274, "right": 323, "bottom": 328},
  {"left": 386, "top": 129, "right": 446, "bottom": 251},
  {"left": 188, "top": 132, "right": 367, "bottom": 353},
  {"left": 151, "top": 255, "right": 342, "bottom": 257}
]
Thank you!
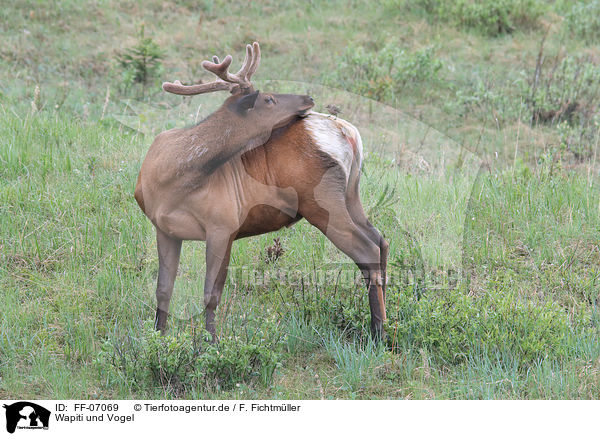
[{"left": 298, "top": 95, "right": 315, "bottom": 117}]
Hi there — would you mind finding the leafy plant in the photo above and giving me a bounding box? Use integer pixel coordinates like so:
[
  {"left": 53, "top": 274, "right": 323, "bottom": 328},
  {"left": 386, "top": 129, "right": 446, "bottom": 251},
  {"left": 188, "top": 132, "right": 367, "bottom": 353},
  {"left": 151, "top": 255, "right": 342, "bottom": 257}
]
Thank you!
[
  {"left": 451, "top": 52, "right": 600, "bottom": 129},
  {"left": 525, "top": 54, "right": 600, "bottom": 126},
  {"left": 390, "top": 0, "right": 544, "bottom": 36},
  {"left": 198, "top": 338, "right": 280, "bottom": 389},
  {"left": 443, "top": 0, "right": 543, "bottom": 36},
  {"left": 452, "top": 77, "right": 525, "bottom": 122},
  {"left": 116, "top": 24, "right": 164, "bottom": 89},
  {"left": 557, "top": 117, "right": 600, "bottom": 162},
  {"left": 324, "top": 43, "right": 443, "bottom": 102},
  {"left": 98, "top": 322, "right": 282, "bottom": 396},
  {"left": 564, "top": 1, "right": 600, "bottom": 44},
  {"left": 289, "top": 282, "right": 371, "bottom": 338},
  {"left": 386, "top": 286, "right": 584, "bottom": 366}
]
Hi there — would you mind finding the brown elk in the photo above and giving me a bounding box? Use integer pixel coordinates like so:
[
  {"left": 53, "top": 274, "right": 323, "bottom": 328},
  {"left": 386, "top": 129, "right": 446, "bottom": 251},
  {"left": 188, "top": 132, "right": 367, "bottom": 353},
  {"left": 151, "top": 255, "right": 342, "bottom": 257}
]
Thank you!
[{"left": 135, "top": 42, "right": 389, "bottom": 341}]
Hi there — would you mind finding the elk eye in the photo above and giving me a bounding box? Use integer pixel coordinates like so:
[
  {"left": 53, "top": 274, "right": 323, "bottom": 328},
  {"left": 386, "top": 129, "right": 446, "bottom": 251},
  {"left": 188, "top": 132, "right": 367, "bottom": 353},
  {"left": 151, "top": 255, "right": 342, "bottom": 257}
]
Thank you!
[{"left": 265, "top": 96, "right": 275, "bottom": 104}]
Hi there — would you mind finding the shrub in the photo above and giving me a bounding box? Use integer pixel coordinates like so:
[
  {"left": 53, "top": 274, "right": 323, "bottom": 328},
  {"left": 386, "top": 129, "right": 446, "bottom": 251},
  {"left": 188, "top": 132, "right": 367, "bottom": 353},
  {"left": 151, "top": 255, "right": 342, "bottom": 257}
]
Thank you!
[
  {"left": 442, "top": 0, "right": 543, "bottom": 36},
  {"left": 564, "top": 1, "right": 600, "bottom": 44},
  {"left": 291, "top": 285, "right": 372, "bottom": 338},
  {"left": 452, "top": 77, "right": 525, "bottom": 121},
  {"left": 98, "top": 322, "right": 282, "bottom": 396},
  {"left": 525, "top": 55, "right": 600, "bottom": 126},
  {"left": 451, "top": 54, "right": 600, "bottom": 129},
  {"left": 386, "top": 287, "right": 584, "bottom": 366},
  {"left": 389, "top": 0, "right": 544, "bottom": 36},
  {"left": 557, "top": 116, "right": 600, "bottom": 162},
  {"left": 324, "top": 44, "right": 443, "bottom": 101},
  {"left": 198, "top": 338, "right": 280, "bottom": 390},
  {"left": 98, "top": 328, "right": 201, "bottom": 396}
]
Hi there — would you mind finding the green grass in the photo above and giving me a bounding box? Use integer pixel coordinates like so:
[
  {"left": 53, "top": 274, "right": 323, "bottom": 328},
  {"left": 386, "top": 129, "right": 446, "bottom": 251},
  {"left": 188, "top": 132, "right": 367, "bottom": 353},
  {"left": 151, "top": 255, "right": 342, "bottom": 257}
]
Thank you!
[
  {"left": 1, "top": 0, "right": 599, "bottom": 399},
  {"left": 322, "top": 333, "right": 386, "bottom": 395}
]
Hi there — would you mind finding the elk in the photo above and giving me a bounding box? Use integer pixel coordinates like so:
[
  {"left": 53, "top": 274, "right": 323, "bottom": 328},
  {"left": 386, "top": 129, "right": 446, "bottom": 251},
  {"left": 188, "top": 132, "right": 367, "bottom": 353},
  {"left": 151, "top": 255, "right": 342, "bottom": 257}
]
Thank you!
[{"left": 135, "top": 42, "right": 389, "bottom": 341}]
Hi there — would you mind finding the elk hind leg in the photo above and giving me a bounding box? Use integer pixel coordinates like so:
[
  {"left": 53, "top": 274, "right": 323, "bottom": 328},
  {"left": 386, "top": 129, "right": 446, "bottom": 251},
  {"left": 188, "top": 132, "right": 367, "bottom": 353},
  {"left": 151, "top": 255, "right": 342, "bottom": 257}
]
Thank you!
[
  {"left": 305, "top": 207, "right": 386, "bottom": 340},
  {"left": 346, "top": 184, "right": 389, "bottom": 299}
]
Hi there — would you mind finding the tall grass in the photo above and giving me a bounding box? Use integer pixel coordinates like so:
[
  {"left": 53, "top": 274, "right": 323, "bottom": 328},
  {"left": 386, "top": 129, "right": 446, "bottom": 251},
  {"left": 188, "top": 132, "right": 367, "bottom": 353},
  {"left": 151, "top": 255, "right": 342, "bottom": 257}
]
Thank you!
[{"left": 322, "top": 332, "right": 386, "bottom": 394}]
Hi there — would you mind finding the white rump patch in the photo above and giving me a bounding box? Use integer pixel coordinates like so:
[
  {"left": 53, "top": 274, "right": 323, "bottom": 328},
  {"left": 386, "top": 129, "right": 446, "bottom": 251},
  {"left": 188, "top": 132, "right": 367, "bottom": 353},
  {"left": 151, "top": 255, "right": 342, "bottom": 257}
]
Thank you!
[{"left": 304, "top": 112, "right": 363, "bottom": 181}]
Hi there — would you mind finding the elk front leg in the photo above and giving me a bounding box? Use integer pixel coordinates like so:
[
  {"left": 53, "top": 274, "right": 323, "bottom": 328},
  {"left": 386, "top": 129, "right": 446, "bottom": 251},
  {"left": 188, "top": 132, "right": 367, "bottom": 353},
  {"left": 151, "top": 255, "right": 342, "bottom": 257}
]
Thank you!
[
  {"left": 203, "top": 231, "right": 235, "bottom": 342},
  {"left": 154, "top": 228, "right": 182, "bottom": 333}
]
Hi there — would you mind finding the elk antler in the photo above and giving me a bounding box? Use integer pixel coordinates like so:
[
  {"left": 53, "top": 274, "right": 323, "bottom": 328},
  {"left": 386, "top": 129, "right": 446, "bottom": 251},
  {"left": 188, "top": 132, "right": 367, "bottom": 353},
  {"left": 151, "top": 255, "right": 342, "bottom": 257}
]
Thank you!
[{"left": 162, "top": 42, "right": 261, "bottom": 96}]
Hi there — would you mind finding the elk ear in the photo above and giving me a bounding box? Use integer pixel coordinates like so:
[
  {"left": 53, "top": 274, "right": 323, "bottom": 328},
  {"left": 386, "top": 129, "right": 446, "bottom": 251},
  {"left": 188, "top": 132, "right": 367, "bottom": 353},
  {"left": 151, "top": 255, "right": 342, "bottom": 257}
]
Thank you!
[{"left": 236, "top": 90, "right": 260, "bottom": 113}]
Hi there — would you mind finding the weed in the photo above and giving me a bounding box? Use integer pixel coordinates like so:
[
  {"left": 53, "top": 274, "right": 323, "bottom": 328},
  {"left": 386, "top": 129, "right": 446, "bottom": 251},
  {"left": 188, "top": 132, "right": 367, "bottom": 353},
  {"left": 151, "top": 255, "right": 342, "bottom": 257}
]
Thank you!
[
  {"left": 557, "top": 117, "right": 600, "bottom": 162},
  {"left": 198, "top": 338, "right": 281, "bottom": 390},
  {"left": 264, "top": 238, "right": 285, "bottom": 264},
  {"left": 450, "top": 50, "right": 600, "bottom": 130}
]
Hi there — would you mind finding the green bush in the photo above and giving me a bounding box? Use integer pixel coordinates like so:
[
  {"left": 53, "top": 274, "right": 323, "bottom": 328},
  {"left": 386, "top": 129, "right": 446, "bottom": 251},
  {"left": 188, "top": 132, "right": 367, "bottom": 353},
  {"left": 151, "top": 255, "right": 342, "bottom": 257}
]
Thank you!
[
  {"left": 443, "top": 0, "right": 543, "bottom": 36},
  {"left": 525, "top": 55, "right": 600, "bottom": 126},
  {"left": 386, "top": 287, "right": 584, "bottom": 365},
  {"left": 98, "top": 328, "right": 200, "bottom": 395},
  {"left": 291, "top": 286, "right": 371, "bottom": 337},
  {"left": 390, "top": 0, "right": 544, "bottom": 36},
  {"left": 451, "top": 54, "right": 600, "bottom": 128},
  {"left": 98, "top": 323, "right": 282, "bottom": 396},
  {"left": 564, "top": 1, "right": 600, "bottom": 44},
  {"left": 452, "top": 77, "right": 525, "bottom": 121},
  {"left": 198, "top": 338, "right": 280, "bottom": 390},
  {"left": 324, "top": 44, "right": 443, "bottom": 101},
  {"left": 557, "top": 116, "right": 600, "bottom": 162}
]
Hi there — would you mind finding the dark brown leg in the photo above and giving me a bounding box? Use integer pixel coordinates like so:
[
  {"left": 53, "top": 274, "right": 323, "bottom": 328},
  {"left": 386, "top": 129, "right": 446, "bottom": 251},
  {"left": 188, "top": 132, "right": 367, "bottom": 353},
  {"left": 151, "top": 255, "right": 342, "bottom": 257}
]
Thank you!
[
  {"left": 154, "top": 228, "right": 182, "bottom": 333},
  {"left": 203, "top": 230, "right": 235, "bottom": 342},
  {"left": 346, "top": 191, "right": 389, "bottom": 300},
  {"left": 379, "top": 238, "right": 389, "bottom": 300},
  {"left": 302, "top": 201, "right": 386, "bottom": 341},
  {"left": 368, "top": 279, "right": 386, "bottom": 340}
]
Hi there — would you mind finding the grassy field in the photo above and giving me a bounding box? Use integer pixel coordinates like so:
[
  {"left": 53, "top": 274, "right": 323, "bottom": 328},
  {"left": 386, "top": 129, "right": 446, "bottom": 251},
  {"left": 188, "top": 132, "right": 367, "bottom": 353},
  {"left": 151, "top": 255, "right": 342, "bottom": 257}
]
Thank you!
[{"left": 1, "top": 0, "right": 599, "bottom": 399}]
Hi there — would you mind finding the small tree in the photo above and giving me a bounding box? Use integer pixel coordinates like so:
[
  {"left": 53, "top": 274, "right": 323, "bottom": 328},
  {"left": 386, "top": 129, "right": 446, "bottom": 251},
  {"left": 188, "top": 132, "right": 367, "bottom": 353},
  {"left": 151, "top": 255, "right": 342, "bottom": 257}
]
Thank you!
[{"left": 117, "top": 24, "right": 164, "bottom": 91}]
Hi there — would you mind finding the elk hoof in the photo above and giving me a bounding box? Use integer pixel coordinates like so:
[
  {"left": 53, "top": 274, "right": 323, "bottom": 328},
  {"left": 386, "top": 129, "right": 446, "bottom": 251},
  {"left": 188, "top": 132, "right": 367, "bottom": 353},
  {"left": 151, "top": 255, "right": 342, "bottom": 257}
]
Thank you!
[{"left": 154, "top": 308, "right": 169, "bottom": 334}]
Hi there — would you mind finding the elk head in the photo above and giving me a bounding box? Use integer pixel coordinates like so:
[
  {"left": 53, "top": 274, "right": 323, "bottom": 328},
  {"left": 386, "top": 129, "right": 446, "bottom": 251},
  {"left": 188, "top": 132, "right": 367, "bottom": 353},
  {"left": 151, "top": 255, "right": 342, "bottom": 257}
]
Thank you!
[{"left": 162, "top": 42, "right": 314, "bottom": 133}]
